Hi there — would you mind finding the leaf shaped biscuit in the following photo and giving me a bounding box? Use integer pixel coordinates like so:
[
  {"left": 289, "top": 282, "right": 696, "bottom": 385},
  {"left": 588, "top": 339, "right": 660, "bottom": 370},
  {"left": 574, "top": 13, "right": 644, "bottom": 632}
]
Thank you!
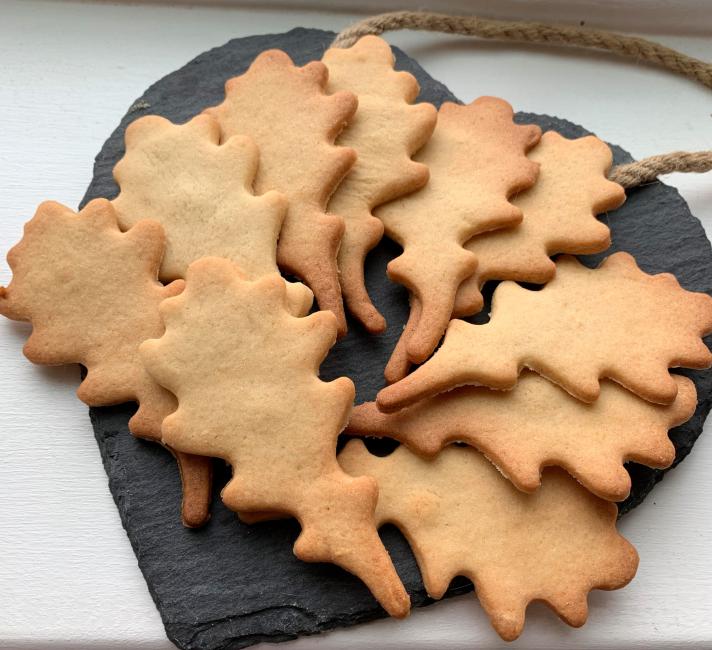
[
  {"left": 0, "top": 199, "right": 212, "bottom": 527},
  {"left": 376, "top": 97, "right": 540, "bottom": 364},
  {"left": 112, "top": 113, "right": 312, "bottom": 316},
  {"left": 323, "top": 35, "right": 437, "bottom": 332},
  {"left": 454, "top": 131, "right": 626, "bottom": 317},
  {"left": 206, "top": 50, "right": 358, "bottom": 335},
  {"left": 340, "top": 441, "right": 638, "bottom": 641},
  {"left": 377, "top": 252, "right": 712, "bottom": 412},
  {"left": 348, "top": 371, "right": 696, "bottom": 501},
  {"left": 140, "top": 257, "right": 409, "bottom": 618}
]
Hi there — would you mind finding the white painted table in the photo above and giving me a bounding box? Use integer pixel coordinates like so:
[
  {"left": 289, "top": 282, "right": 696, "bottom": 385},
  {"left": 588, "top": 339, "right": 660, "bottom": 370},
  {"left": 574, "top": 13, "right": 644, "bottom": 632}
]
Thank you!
[{"left": 1, "top": 1, "right": 711, "bottom": 648}]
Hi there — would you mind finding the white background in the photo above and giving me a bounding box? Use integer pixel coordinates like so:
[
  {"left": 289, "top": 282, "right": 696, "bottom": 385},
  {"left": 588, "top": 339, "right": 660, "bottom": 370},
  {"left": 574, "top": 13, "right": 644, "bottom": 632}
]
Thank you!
[{"left": 1, "top": 1, "right": 711, "bottom": 648}]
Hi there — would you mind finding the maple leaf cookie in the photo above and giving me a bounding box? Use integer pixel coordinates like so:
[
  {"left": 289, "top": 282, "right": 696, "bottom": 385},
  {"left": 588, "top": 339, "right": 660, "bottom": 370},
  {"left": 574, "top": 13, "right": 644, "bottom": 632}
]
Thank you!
[{"left": 0, "top": 199, "right": 212, "bottom": 527}]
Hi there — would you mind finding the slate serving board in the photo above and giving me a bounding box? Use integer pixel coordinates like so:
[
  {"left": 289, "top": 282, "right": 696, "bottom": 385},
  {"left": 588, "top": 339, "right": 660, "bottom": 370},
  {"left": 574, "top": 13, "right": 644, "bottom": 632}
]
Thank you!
[{"left": 79, "top": 27, "right": 712, "bottom": 650}]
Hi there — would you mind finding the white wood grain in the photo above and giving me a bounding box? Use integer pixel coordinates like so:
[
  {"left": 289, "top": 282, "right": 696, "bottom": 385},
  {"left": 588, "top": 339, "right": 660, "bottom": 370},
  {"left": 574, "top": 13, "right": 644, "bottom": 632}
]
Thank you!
[{"left": 0, "top": 1, "right": 711, "bottom": 648}]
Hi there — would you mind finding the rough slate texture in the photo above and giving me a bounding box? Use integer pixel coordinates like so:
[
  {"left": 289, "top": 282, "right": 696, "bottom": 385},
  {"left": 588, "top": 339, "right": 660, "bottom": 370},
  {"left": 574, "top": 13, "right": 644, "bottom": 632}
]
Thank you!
[{"left": 79, "top": 28, "right": 712, "bottom": 650}]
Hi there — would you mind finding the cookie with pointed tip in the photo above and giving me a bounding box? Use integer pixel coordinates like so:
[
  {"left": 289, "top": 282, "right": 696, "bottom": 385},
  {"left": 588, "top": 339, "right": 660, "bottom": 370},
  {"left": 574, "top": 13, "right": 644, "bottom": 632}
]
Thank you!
[
  {"left": 206, "top": 50, "right": 358, "bottom": 335},
  {"left": 454, "top": 131, "right": 626, "bottom": 317},
  {"left": 112, "top": 113, "right": 312, "bottom": 316},
  {"left": 140, "top": 257, "right": 409, "bottom": 618},
  {"left": 348, "top": 371, "right": 696, "bottom": 501},
  {"left": 377, "top": 252, "right": 712, "bottom": 412},
  {"left": 0, "top": 199, "right": 212, "bottom": 528},
  {"left": 339, "top": 441, "right": 639, "bottom": 641},
  {"left": 376, "top": 97, "right": 540, "bottom": 365},
  {"left": 323, "top": 35, "right": 437, "bottom": 332}
]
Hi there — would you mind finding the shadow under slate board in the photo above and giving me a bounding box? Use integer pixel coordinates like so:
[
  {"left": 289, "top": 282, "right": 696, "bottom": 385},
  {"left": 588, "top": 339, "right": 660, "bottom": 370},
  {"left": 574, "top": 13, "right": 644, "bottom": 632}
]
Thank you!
[{"left": 79, "top": 28, "right": 712, "bottom": 650}]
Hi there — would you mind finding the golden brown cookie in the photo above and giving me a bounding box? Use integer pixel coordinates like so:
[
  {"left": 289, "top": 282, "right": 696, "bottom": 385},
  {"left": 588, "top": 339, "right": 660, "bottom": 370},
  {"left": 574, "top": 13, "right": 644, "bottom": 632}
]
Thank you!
[
  {"left": 377, "top": 252, "right": 712, "bottom": 412},
  {"left": 340, "top": 441, "right": 638, "bottom": 641},
  {"left": 453, "top": 131, "right": 626, "bottom": 317},
  {"left": 0, "top": 199, "right": 211, "bottom": 527},
  {"left": 376, "top": 97, "right": 540, "bottom": 365},
  {"left": 112, "top": 112, "right": 312, "bottom": 316},
  {"left": 348, "top": 371, "right": 696, "bottom": 501},
  {"left": 323, "top": 35, "right": 437, "bottom": 332},
  {"left": 206, "top": 50, "right": 358, "bottom": 335},
  {"left": 140, "top": 257, "right": 409, "bottom": 617}
]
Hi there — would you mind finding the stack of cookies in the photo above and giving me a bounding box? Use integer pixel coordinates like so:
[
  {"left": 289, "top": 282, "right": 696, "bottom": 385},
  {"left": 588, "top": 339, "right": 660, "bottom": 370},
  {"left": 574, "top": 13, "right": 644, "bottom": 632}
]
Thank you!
[{"left": 2, "top": 35, "right": 712, "bottom": 641}]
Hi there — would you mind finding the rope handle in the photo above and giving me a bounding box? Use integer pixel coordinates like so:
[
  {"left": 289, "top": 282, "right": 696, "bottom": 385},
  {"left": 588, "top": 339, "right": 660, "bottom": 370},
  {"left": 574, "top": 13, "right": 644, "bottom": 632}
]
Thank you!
[{"left": 332, "top": 11, "right": 712, "bottom": 188}]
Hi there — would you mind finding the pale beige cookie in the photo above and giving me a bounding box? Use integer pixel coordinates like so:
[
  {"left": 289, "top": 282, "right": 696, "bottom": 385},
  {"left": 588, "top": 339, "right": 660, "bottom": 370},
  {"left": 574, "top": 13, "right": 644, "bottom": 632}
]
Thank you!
[
  {"left": 454, "top": 131, "right": 626, "bottom": 317},
  {"left": 340, "top": 441, "right": 638, "bottom": 641},
  {"left": 377, "top": 252, "right": 712, "bottom": 412},
  {"left": 0, "top": 199, "right": 212, "bottom": 527},
  {"left": 140, "top": 257, "right": 409, "bottom": 617},
  {"left": 376, "top": 97, "right": 541, "bottom": 365},
  {"left": 348, "top": 371, "right": 697, "bottom": 501},
  {"left": 112, "top": 113, "right": 312, "bottom": 316},
  {"left": 206, "top": 50, "right": 358, "bottom": 335},
  {"left": 323, "top": 35, "right": 437, "bottom": 332}
]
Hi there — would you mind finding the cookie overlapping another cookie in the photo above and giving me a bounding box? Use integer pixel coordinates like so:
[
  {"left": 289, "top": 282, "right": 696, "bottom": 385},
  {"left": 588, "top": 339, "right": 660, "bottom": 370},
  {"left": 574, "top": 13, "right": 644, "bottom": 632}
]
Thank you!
[
  {"left": 0, "top": 199, "right": 212, "bottom": 527},
  {"left": 206, "top": 50, "right": 357, "bottom": 335},
  {"left": 340, "top": 441, "right": 638, "bottom": 640},
  {"left": 112, "top": 112, "right": 313, "bottom": 316},
  {"left": 454, "top": 130, "right": 626, "bottom": 317},
  {"left": 376, "top": 97, "right": 541, "bottom": 377},
  {"left": 323, "top": 35, "right": 437, "bottom": 332},
  {"left": 348, "top": 371, "right": 696, "bottom": 501},
  {"left": 378, "top": 252, "right": 712, "bottom": 412},
  {"left": 140, "top": 257, "right": 410, "bottom": 618},
  {"left": 388, "top": 130, "right": 626, "bottom": 381}
]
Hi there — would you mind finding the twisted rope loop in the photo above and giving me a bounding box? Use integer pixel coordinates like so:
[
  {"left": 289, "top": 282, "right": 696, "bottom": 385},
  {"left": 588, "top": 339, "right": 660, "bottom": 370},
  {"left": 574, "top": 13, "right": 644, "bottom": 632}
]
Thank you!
[
  {"left": 332, "top": 11, "right": 712, "bottom": 187},
  {"left": 610, "top": 151, "right": 712, "bottom": 188}
]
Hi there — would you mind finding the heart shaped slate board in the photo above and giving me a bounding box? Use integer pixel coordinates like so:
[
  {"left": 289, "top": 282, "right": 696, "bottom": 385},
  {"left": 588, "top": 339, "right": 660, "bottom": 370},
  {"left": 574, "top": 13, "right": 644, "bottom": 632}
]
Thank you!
[{"left": 79, "top": 28, "right": 712, "bottom": 650}]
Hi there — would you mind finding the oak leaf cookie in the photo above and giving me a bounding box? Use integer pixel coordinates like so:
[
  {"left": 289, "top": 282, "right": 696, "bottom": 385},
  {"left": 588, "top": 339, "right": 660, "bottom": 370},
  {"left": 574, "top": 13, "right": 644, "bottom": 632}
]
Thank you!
[
  {"left": 323, "top": 35, "right": 437, "bottom": 332},
  {"left": 112, "top": 112, "right": 312, "bottom": 315},
  {"left": 454, "top": 130, "right": 625, "bottom": 316},
  {"left": 348, "top": 371, "right": 697, "bottom": 501},
  {"left": 0, "top": 199, "right": 212, "bottom": 527},
  {"left": 376, "top": 97, "right": 541, "bottom": 366},
  {"left": 206, "top": 50, "right": 358, "bottom": 335},
  {"left": 377, "top": 252, "right": 712, "bottom": 412},
  {"left": 340, "top": 441, "right": 638, "bottom": 641},
  {"left": 140, "top": 257, "right": 409, "bottom": 618}
]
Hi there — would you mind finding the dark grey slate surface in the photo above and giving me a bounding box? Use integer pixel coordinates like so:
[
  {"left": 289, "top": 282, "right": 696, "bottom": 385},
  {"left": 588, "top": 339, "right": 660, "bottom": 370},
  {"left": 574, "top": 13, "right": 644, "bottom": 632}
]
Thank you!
[{"left": 80, "top": 27, "right": 712, "bottom": 650}]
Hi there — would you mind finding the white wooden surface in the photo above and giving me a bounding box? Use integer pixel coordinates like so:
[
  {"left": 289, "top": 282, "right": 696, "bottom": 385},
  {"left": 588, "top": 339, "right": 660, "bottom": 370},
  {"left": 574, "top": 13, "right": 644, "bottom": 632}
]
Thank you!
[{"left": 1, "top": 1, "right": 711, "bottom": 648}]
